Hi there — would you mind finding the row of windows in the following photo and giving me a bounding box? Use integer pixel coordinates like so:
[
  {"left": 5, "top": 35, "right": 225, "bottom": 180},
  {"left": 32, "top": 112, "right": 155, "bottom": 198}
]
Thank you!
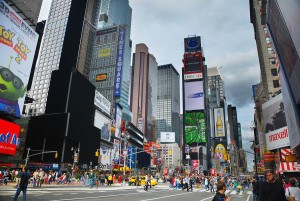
[{"left": 96, "top": 32, "right": 118, "bottom": 45}]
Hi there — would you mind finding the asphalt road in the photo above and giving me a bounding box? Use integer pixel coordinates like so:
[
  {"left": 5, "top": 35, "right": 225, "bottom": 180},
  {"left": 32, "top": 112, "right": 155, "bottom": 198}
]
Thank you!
[{"left": 0, "top": 184, "right": 253, "bottom": 201}]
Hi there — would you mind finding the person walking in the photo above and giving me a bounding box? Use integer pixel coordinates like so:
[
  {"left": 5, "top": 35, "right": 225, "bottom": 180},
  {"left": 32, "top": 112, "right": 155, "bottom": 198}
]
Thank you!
[
  {"left": 252, "top": 177, "right": 260, "bottom": 201},
  {"left": 144, "top": 174, "right": 149, "bottom": 191},
  {"left": 259, "top": 170, "right": 286, "bottom": 201},
  {"left": 13, "top": 167, "right": 30, "bottom": 201},
  {"left": 205, "top": 177, "right": 209, "bottom": 190},
  {"left": 285, "top": 178, "right": 300, "bottom": 201},
  {"left": 212, "top": 180, "right": 230, "bottom": 201},
  {"left": 88, "top": 171, "right": 94, "bottom": 188}
]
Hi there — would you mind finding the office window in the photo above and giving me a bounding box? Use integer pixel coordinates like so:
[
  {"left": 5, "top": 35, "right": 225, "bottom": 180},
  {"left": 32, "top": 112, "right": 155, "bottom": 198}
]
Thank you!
[
  {"left": 268, "top": 47, "right": 274, "bottom": 55},
  {"left": 273, "top": 80, "right": 280, "bottom": 88},
  {"left": 269, "top": 58, "right": 276, "bottom": 65},
  {"left": 271, "top": 69, "right": 278, "bottom": 76}
]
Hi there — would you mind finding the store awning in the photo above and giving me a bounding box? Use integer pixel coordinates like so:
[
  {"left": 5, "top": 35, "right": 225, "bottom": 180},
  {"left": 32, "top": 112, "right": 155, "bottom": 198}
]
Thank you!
[{"left": 279, "top": 162, "right": 300, "bottom": 172}]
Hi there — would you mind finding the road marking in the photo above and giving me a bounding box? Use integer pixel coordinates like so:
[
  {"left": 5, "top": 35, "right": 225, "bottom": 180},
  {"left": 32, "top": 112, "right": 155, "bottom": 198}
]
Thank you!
[
  {"left": 200, "top": 196, "right": 214, "bottom": 201},
  {"left": 70, "top": 193, "right": 78, "bottom": 194},
  {"left": 50, "top": 192, "right": 141, "bottom": 201},
  {"left": 247, "top": 191, "right": 253, "bottom": 195},
  {"left": 54, "top": 194, "right": 63, "bottom": 196},
  {"left": 139, "top": 192, "right": 189, "bottom": 201},
  {"left": 246, "top": 195, "right": 251, "bottom": 201}
]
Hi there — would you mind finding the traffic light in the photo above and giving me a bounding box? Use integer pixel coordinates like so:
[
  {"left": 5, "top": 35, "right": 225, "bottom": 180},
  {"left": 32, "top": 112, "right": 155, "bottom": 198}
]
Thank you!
[
  {"left": 169, "top": 149, "right": 173, "bottom": 155},
  {"left": 95, "top": 150, "right": 99, "bottom": 157},
  {"left": 55, "top": 152, "right": 58, "bottom": 158}
]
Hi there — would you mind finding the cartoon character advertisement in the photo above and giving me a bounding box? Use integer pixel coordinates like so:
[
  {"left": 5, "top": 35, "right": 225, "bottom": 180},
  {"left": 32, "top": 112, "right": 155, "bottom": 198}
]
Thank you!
[
  {"left": 0, "top": 1, "right": 38, "bottom": 118},
  {"left": 211, "top": 141, "right": 227, "bottom": 162}
]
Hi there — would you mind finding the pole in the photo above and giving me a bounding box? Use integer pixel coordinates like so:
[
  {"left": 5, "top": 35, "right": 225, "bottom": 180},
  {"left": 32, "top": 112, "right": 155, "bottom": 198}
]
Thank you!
[
  {"left": 198, "top": 145, "right": 200, "bottom": 174},
  {"left": 25, "top": 148, "right": 30, "bottom": 167},
  {"left": 123, "top": 140, "right": 126, "bottom": 186}
]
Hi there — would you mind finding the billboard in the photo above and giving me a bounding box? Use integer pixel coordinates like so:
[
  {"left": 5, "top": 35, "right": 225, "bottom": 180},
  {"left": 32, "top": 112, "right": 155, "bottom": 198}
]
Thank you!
[
  {"left": 262, "top": 94, "right": 289, "bottom": 150},
  {"left": 0, "top": 1, "right": 38, "bottom": 117},
  {"left": 114, "top": 103, "right": 122, "bottom": 138},
  {"left": 184, "top": 36, "right": 201, "bottom": 52},
  {"left": 214, "top": 108, "right": 225, "bottom": 137},
  {"left": 211, "top": 140, "right": 227, "bottom": 162},
  {"left": 96, "top": 73, "right": 107, "bottom": 82},
  {"left": 183, "top": 52, "right": 203, "bottom": 80},
  {"left": 160, "top": 132, "right": 175, "bottom": 143},
  {"left": 184, "top": 81, "right": 204, "bottom": 111},
  {"left": 127, "top": 146, "right": 136, "bottom": 168},
  {"left": 114, "top": 26, "right": 126, "bottom": 97},
  {"left": 98, "top": 47, "right": 110, "bottom": 58},
  {"left": 0, "top": 119, "right": 20, "bottom": 155},
  {"left": 94, "top": 90, "right": 111, "bottom": 115},
  {"left": 98, "top": 145, "right": 112, "bottom": 167},
  {"left": 94, "top": 110, "right": 111, "bottom": 142},
  {"left": 185, "top": 111, "right": 206, "bottom": 144}
]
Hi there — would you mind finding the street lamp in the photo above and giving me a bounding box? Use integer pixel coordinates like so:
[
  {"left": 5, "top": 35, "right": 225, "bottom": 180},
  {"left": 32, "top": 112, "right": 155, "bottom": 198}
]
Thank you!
[{"left": 121, "top": 131, "right": 130, "bottom": 186}]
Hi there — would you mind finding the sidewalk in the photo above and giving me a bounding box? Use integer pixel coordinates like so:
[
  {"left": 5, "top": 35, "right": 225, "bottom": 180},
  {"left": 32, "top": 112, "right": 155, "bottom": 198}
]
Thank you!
[{"left": 0, "top": 181, "right": 146, "bottom": 191}]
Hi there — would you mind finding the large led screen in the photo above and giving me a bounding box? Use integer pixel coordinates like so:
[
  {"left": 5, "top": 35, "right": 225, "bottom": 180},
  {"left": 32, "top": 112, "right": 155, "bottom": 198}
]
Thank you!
[
  {"left": 0, "top": 1, "right": 38, "bottom": 117},
  {"left": 185, "top": 112, "right": 206, "bottom": 144},
  {"left": 211, "top": 140, "right": 227, "bottom": 162},
  {"left": 214, "top": 108, "right": 225, "bottom": 137},
  {"left": 94, "top": 110, "right": 111, "bottom": 142},
  {"left": 184, "top": 81, "right": 204, "bottom": 111},
  {"left": 0, "top": 119, "right": 20, "bottom": 155}
]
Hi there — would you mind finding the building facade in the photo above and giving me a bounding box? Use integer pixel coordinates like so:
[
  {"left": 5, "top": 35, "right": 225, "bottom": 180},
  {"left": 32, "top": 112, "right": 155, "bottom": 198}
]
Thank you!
[
  {"left": 207, "top": 67, "right": 226, "bottom": 106},
  {"left": 25, "top": 0, "right": 100, "bottom": 116},
  {"left": 157, "top": 64, "right": 180, "bottom": 145},
  {"left": 130, "top": 43, "right": 158, "bottom": 141}
]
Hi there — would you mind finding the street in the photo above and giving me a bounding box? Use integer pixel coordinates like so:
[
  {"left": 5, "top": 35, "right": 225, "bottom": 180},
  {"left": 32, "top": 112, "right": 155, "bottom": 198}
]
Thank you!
[{"left": 0, "top": 183, "right": 253, "bottom": 201}]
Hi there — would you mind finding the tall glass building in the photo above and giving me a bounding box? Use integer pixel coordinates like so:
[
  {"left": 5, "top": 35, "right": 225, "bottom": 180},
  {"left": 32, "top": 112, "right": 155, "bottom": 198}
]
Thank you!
[
  {"left": 157, "top": 64, "right": 180, "bottom": 145},
  {"left": 90, "top": 0, "right": 132, "bottom": 114},
  {"left": 25, "top": 0, "right": 100, "bottom": 116}
]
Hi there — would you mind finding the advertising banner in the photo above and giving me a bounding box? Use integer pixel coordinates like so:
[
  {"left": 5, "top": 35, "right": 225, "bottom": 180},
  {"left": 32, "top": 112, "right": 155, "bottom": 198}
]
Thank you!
[
  {"left": 114, "top": 104, "right": 122, "bottom": 138},
  {"left": 94, "top": 90, "right": 111, "bottom": 115},
  {"left": 114, "top": 26, "right": 126, "bottom": 97},
  {"left": 0, "top": 119, "right": 20, "bottom": 155},
  {"left": 191, "top": 160, "right": 199, "bottom": 169},
  {"left": 185, "top": 111, "right": 206, "bottom": 144},
  {"left": 184, "top": 81, "right": 204, "bottom": 111},
  {"left": 112, "top": 139, "right": 120, "bottom": 164},
  {"left": 127, "top": 146, "right": 136, "bottom": 169},
  {"left": 183, "top": 52, "right": 203, "bottom": 80},
  {"left": 98, "top": 145, "right": 112, "bottom": 168},
  {"left": 94, "top": 110, "right": 111, "bottom": 142},
  {"left": 160, "top": 132, "right": 175, "bottom": 143},
  {"left": 214, "top": 108, "right": 225, "bottom": 137},
  {"left": 211, "top": 140, "right": 227, "bottom": 162},
  {"left": 262, "top": 94, "right": 289, "bottom": 150},
  {"left": 96, "top": 73, "right": 107, "bottom": 82},
  {"left": 98, "top": 47, "right": 110, "bottom": 58},
  {"left": 184, "top": 36, "right": 201, "bottom": 53},
  {"left": 0, "top": 1, "right": 38, "bottom": 117}
]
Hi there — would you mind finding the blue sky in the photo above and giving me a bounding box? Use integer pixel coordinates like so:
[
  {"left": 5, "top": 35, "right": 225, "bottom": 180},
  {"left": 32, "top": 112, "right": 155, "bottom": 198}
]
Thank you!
[{"left": 39, "top": 0, "right": 260, "bottom": 171}]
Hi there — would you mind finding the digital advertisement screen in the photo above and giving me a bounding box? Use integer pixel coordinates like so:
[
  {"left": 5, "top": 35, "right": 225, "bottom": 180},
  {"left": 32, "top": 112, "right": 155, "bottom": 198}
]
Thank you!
[
  {"left": 211, "top": 140, "right": 227, "bottom": 162},
  {"left": 184, "top": 36, "right": 201, "bottom": 52},
  {"left": 184, "top": 81, "right": 204, "bottom": 111},
  {"left": 0, "top": 119, "right": 20, "bottom": 155},
  {"left": 0, "top": 1, "right": 38, "bottom": 118},
  {"left": 185, "top": 111, "right": 206, "bottom": 144},
  {"left": 94, "top": 110, "right": 111, "bottom": 142},
  {"left": 185, "top": 56, "right": 202, "bottom": 74}
]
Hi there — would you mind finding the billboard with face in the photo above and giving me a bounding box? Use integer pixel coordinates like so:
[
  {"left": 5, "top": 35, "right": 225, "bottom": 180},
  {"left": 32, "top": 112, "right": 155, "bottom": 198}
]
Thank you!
[
  {"left": 94, "top": 110, "right": 111, "bottom": 142},
  {"left": 185, "top": 111, "right": 206, "bottom": 144},
  {"left": 262, "top": 94, "right": 289, "bottom": 150},
  {"left": 184, "top": 81, "right": 204, "bottom": 111},
  {"left": 0, "top": 1, "right": 38, "bottom": 117},
  {"left": 211, "top": 141, "right": 227, "bottom": 162}
]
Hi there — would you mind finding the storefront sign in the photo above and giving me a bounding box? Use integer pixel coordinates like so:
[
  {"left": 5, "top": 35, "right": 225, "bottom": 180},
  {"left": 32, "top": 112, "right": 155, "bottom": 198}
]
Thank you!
[{"left": 0, "top": 119, "right": 20, "bottom": 155}]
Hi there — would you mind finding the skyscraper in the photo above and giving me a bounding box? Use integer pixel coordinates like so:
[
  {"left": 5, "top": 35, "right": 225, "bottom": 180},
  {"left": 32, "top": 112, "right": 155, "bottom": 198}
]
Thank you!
[
  {"left": 250, "top": 0, "right": 281, "bottom": 99},
  {"left": 157, "top": 64, "right": 180, "bottom": 145},
  {"left": 130, "top": 44, "right": 157, "bottom": 141},
  {"left": 25, "top": 0, "right": 100, "bottom": 116},
  {"left": 90, "top": 0, "right": 132, "bottom": 114},
  {"left": 207, "top": 67, "right": 226, "bottom": 108}
]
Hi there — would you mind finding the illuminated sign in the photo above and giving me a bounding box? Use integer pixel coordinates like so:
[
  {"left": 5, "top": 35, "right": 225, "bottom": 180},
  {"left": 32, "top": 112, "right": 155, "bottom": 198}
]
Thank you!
[
  {"left": 96, "top": 73, "right": 107, "bottom": 82},
  {"left": 185, "top": 111, "right": 206, "bottom": 144},
  {"left": 184, "top": 81, "right": 204, "bottom": 111},
  {"left": 184, "top": 36, "right": 201, "bottom": 52},
  {"left": 98, "top": 48, "right": 110, "bottom": 58},
  {"left": 114, "top": 26, "right": 126, "bottom": 97},
  {"left": 0, "top": 119, "right": 20, "bottom": 155}
]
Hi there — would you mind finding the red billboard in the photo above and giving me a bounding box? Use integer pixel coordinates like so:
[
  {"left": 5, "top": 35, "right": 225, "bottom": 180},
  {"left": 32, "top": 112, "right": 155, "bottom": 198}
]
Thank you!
[
  {"left": 183, "top": 52, "right": 203, "bottom": 80},
  {"left": 0, "top": 119, "right": 20, "bottom": 155}
]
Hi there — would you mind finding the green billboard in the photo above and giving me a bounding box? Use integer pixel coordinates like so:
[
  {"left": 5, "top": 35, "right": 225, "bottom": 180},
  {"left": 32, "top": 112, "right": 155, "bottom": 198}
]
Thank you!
[{"left": 185, "top": 112, "right": 206, "bottom": 144}]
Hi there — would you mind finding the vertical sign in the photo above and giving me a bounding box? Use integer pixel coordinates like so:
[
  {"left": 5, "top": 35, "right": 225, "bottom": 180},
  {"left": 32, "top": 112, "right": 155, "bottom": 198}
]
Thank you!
[
  {"left": 0, "top": 1, "right": 38, "bottom": 117},
  {"left": 214, "top": 108, "right": 225, "bottom": 137},
  {"left": 114, "top": 104, "right": 122, "bottom": 138},
  {"left": 114, "top": 26, "right": 126, "bottom": 97}
]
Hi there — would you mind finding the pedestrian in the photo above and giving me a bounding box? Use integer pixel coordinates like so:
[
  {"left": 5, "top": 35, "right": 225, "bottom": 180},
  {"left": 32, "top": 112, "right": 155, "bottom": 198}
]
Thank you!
[
  {"left": 144, "top": 174, "right": 149, "bottom": 191},
  {"left": 259, "top": 170, "right": 286, "bottom": 201},
  {"left": 212, "top": 180, "right": 230, "bottom": 201},
  {"left": 210, "top": 177, "right": 215, "bottom": 192},
  {"left": 189, "top": 176, "right": 193, "bottom": 192},
  {"left": 252, "top": 177, "right": 260, "bottom": 201},
  {"left": 185, "top": 175, "right": 190, "bottom": 191},
  {"left": 107, "top": 174, "right": 113, "bottom": 186},
  {"left": 285, "top": 178, "right": 300, "bottom": 201},
  {"left": 89, "top": 170, "right": 94, "bottom": 188},
  {"left": 13, "top": 167, "right": 30, "bottom": 201},
  {"left": 205, "top": 177, "right": 209, "bottom": 190}
]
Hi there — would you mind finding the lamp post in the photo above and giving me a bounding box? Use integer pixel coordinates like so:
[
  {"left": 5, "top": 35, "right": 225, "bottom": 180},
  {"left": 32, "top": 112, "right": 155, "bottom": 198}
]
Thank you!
[
  {"left": 197, "top": 145, "right": 202, "bottom": 174},
  {"left": 121, "top": 131, "right": 130, "bottom": 186}
]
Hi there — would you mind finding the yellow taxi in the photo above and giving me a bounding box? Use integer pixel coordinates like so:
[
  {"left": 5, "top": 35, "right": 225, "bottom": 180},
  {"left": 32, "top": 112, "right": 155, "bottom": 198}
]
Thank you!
[
  {"left": 129, "top": 176, "right": 136, "bottom": 183},
  {"left": 140, "top": 176, "right": 157, "bottom": 186}
]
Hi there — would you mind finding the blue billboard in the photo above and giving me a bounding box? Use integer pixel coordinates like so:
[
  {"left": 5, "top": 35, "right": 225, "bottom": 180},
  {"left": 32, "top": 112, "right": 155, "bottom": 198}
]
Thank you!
[
  {"left": 114, "top": 26, "right": 126, "bottom": 97},
  {"left": 127, "top": 146, "right": 136, "bottom": 169}
]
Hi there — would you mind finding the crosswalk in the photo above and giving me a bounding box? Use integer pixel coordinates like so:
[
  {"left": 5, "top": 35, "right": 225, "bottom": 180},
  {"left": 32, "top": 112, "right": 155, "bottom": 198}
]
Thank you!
[{"left": 194, "top": 188, "right": 253, "bottom": 195}]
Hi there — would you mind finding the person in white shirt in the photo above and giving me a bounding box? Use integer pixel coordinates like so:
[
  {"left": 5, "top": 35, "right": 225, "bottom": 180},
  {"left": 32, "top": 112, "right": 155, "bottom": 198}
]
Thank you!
[{"left": 286, "top": 178, "right": 300, "bottom": 201}]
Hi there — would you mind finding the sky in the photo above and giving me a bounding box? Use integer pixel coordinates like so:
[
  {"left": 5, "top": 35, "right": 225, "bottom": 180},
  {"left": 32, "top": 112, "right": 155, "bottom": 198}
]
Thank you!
[{"left": 38, "top": 0, "right": 261, "bottom": 171}]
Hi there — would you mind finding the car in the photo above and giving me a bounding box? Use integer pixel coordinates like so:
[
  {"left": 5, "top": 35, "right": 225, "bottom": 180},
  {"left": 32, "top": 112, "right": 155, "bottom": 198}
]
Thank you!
[{"left": 140, "top": 176, "right": 157, "bottom": 186}]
